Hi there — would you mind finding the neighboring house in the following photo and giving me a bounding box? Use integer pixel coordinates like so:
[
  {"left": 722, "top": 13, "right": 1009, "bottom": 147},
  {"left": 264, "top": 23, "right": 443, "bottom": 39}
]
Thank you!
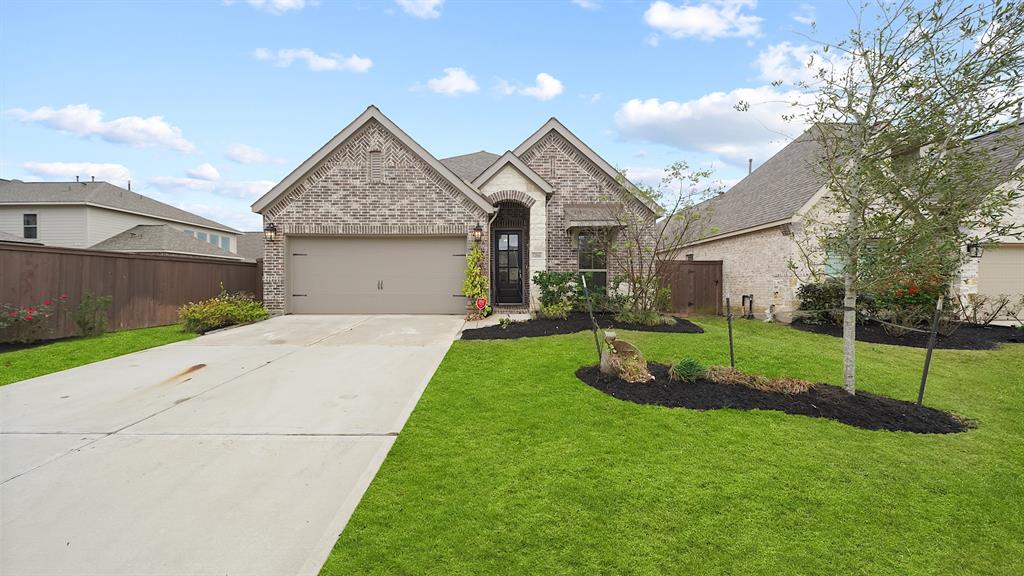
[
  {"left": 251, "top": 105, "right": 657, "bottom": 315},
  {"left": 0, "top": 230, "right": 42, "bottom": 245},
  {"left": 0, "top": 180, "right": 240, "bottom": 254},
  {"left": 666, "top": 121, "right": 1024, "bottom": 322},
  {"left": 91, "top": 224, "right": 242, "bottom": 260},
  {"left": 236, "top": 232, "right": 266, "bottom": 263}
]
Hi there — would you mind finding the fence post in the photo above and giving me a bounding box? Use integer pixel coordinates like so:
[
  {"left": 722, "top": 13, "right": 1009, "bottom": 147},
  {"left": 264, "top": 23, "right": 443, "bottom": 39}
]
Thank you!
[
  {"left": 726, "top": 296, "right": 735, "bottom": 368},
  {"left": 917, "top": 295, "right": 944, "bottom": 406}
]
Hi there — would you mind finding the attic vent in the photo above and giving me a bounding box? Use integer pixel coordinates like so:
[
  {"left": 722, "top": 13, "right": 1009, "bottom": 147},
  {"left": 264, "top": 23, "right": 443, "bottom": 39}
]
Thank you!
[{"left": 369, "top": 150, "right": 384, "bottom": 182}]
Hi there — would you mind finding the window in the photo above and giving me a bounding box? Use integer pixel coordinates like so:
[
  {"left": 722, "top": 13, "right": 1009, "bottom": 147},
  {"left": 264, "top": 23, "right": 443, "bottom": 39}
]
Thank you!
[
  {"left": 23, "top": 214, "right": 37, "bottom": 239},
  {"left": 369, "top": 150, "right": 383, "bottom": 182},
  {"left": 183, "top": 229, "right": 195, "bottom": 237},
  {"left": 577, "top": 233, "right": 608, "bottom": 291},
  {"left": 209, "top": 233, "right": 220, "bottom": 246},
  {"left": 220, "top": 236, "right": 231, "bottom": 250},
  {"left": 196, "top": 231, "right": 208, "bottom": 242}
]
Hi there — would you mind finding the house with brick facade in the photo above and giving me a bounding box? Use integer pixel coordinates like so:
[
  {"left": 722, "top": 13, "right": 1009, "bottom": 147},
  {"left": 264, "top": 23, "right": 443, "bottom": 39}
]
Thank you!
[
  {"left": 250, "top": 105, "right": 657, "bottom": 315},
  {"left": 666, "top": 121, "right": 1024, "bottom": 323}
]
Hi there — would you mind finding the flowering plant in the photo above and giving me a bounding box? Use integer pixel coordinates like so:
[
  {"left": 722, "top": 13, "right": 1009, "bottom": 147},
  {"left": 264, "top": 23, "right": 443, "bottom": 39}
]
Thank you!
[
  {"left": 0, "top": 294, "right": 67, "bottom": 343},
  {"left": 874, "top": 275, "right": 948, "bottom": 336}
]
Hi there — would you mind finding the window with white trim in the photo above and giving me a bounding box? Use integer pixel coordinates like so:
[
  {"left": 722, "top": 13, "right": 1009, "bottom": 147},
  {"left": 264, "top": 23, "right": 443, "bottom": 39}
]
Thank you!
[
  {"left": 23, "top": 214, "right": 38, "bottom": 239},
  {"left": 577, "top": 232, "right": 608, "bottom": 291},
  {"left": 196, "top": 231, "right": 208, "bottom": 242},
  {"left": 220, "top": 236, "right": 231, "bottom": 250}
]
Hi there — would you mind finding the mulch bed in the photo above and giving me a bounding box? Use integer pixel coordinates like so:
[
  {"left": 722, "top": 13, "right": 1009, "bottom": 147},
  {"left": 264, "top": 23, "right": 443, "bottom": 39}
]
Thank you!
[
  {"left": 576, "top": 363, "right": 970, "bottom": 434},
  {"left": 790, "top": 320, "right": 1024, "bottom": 350},
  {"left": 461, "top": 312, "right": 704, "bottom": 340},
  {"left": 0, "top": 336, "right": 77, "bottom": 354}
]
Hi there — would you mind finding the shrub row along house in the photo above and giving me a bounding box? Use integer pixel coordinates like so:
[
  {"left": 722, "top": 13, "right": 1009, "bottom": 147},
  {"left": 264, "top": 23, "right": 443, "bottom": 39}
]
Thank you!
[
  {"left": 251, "top": 105, "right": 658, "bottom": 315},
  {"left": 0, "top": 179, "right": 246, "bottom": 260},
  {"left": 665, "top": 120, "right": 1024, "bottom": 322}
]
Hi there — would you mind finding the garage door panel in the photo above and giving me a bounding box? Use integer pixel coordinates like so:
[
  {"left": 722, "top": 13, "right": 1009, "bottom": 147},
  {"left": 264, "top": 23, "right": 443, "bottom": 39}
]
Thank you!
[
  {"left": 977, "top": 244, "right": 1024, "bottom": 321},
  {"left": 288, "top": 237, "right": 466, "bottom": 314}
]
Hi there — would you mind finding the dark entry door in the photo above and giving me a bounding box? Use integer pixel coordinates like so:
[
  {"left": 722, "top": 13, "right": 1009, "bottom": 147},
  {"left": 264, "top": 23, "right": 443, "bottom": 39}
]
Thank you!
[{"left": 495, "top": 231, "right": 523, "bottom": 304}]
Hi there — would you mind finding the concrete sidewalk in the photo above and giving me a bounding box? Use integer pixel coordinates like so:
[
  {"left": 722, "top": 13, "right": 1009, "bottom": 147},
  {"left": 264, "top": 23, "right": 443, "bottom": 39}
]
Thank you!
[{"left": 0, "top": 314, "right": 464, "bottom": 576}]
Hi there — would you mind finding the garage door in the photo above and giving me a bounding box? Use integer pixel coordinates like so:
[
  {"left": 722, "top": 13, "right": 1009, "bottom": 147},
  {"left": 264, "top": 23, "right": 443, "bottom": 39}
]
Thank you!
[
  {"left": 977, "top": 244, "right": 1024, "bottom": 320},
  {"left": 288, "top": 236, "right": 468, "bottom": 314}
]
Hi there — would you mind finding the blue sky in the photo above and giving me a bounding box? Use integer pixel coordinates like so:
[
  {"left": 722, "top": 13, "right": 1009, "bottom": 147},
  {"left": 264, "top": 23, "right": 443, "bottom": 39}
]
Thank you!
[{"left": 1, "top": 0, "right": 851, "bottom": 230}]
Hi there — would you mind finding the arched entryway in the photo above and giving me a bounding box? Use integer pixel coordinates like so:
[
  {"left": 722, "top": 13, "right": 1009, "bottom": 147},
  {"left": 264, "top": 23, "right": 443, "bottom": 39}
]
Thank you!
[{"left": 491, "top": 200, "right": 530, "bottom": 307}]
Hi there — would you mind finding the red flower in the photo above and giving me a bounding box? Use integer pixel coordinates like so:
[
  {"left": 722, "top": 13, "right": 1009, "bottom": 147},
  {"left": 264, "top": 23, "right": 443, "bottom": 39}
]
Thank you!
[
  {"left": 59, "top": 294, "right": 68, "bottom": 300},
  {"left": 44, "top": 299, "right": 53, "bottom": 305},
  {"left": 908, "top": 286, "right": 919, "bottom": 295},
  {"left": 24, "top": 315, "right": 33, "bottom": 320},
  {"left": 27, "top": 308, "right": 35, "bottom": 314},
  {"left": 895, "top": 289, "right": 905, "bottom": 297}
]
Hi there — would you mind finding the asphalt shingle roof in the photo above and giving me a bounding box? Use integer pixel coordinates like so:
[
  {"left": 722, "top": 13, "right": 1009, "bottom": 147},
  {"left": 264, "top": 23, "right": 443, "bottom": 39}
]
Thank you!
[
  {"left": 90, "top": 224, "right": 240, "bottom": 259},
  {"left": 0, "top": 180, "right": 238, "bottom": 233},
  {"left": 439, "top": 151, "right": 500, "bottom": 182},
  {"left": 0, "top": 230, "right": 41, "bottom": 244},
  {"left": 236, "top": 231, "right": 265, "bottom": 262}
]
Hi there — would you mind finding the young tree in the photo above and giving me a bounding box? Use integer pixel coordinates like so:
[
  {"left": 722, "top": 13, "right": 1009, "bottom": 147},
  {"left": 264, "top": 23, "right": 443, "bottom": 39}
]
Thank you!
[
  {"left": 778, "top": 0, "right": 1024, "bottom": 393},
  {"left": 594, "top": 161, "right": 721, "bottom": 322}
]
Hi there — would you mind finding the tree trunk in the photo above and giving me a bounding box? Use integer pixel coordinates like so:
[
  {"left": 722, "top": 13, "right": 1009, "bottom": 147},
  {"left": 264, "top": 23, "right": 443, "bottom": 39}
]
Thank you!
[{"left": 842, "top": 272, "right": 857, "bottom": 395}]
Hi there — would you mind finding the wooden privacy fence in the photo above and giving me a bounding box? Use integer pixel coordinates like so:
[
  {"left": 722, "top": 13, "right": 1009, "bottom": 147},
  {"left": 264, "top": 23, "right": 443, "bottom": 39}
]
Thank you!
[
  {"left": 1, "top": 244, "right": 260, "bottom": 339},
  {"left": 659, "top": 260, "right": 723, "bottom": 316}
]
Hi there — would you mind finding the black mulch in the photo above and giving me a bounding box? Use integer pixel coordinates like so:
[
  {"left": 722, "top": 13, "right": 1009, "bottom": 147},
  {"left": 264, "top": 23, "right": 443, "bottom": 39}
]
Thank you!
[
  {"left": 576, "top": 363, "right": 971, "bottom": 434},
  {"left": 461, "top": 312, "right": 704, "bottom": 340},
  {"left": 0, "top": 336, "right": 77, "bottom": 354},
  {"left": 790, "top": 320, "right": 1024, "bottom": 350}
]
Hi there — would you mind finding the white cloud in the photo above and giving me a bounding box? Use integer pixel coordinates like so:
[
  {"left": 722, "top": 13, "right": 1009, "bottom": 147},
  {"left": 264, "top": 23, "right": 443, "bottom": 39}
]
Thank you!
[
  {"left": 425, "top": 68, "right": 479, "bottom": 95},
  {"left": 253, "top": 48, "right": 372, "bottom": 72},
  {"left": 792, "top": 3, "right": 815, "bottom": 25},
  {"left": 581, "top": 92, "right": 602, "bottom": 103},
  {"left": 7, "top": 104, "right": 196, "bottom": 153},
  {"left": 645, "top": 33, "right": 661, "bottom": 47},
  {"left": 497, "top": 73, "right": 565, "bottom": 101},
  {"left": 22, "top": 161, "right": 132, "bottom": 183},
  {"left": 572, "top": 0, "right": 600, "bottom": 9},
  {"left": 228, "top": 0, "right": 307, "bottom": 15},
  {"left": 397, "top": 0, "right": 443, "bottom": 19},
  {"left": 225, "top": 143, "right": 283, "bottom": 165},
  {"left": 613, "top": 87, "right": 811, "bottom": 166},
  {"left": 186, "top": 163, "right": 221, "bottom": 181},
  {"left": 644, "top": 0, "right": 762, "bottom": 40},
  {"left": 756, "top": 42, "right": 848, "bottom": 86},
  {"left": 520, "top": 73, "right": 564, "bottom": 100}
]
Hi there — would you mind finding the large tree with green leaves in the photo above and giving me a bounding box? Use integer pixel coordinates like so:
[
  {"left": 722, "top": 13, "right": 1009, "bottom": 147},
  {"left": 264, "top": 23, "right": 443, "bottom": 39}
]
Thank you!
[{"left": 776, "top": 0, "right": 1024, "bottom": 393}]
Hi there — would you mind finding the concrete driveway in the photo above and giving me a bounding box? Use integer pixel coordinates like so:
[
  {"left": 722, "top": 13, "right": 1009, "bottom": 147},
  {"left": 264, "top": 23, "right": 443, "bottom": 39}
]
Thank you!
[{"left": 0, "top": 314, "right": 464, "bottom": 576}]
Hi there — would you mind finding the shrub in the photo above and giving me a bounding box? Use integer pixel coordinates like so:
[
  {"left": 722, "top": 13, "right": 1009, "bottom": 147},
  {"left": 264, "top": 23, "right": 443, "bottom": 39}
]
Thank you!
[
  {"left": 796, "top": 280, "right": 846, "bottom": 325},
  {"left": 669, "top": 358, "right": 706, "bottom": 383},
  {"left": 179, "top": 290, "right": 269, "bottom": 334},
  {"left": 463, "top": 244, "right": 491, "bottom": 317},
  {"left": 705, "top": 366, "right": 815, "bottom": 395},
  {"left": 538, "top": 300, "right": 573, "bottom": 320},
  {"left": 533, "top": 271, "right": 579, "bottom": 308},
  {"left": 75, "top": 291, "right": 112, "bottom": 337},
  {"left": 0, "top": 294, "right": 67, "bottom": 343},
  {"left": 874, "top": 274, "right": 948, "bottom": 336},
  {"left": 615, "top": 309, "right": 676, "bottom": 326}
]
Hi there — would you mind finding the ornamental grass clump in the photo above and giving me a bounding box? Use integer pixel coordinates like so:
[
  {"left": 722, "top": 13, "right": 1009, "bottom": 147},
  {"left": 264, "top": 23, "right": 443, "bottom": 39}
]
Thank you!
[
  {"left": 179, "top": 289, "right": 269, "bottom": 334},
  {"left": 705, "top": 366, "right": 815, "bottom": 395},
  {"left": 669, "top": 358, "right": 705, "bottom": 383}
]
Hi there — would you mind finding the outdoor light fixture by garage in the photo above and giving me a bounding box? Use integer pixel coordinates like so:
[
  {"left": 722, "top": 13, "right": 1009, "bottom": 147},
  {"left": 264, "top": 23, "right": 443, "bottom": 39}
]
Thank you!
[
  {"left": 472, "top": 223, "right": 483, "bottom": 242},
  {"left": 263, "top": 222, "right": 279, "bottom": 241},
  {"left": 966, "top": 242, "right": 984, "bottom": 258}
]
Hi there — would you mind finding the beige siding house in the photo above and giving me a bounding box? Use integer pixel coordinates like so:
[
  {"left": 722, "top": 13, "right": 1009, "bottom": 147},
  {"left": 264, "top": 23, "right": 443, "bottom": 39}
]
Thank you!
[
  {"left": 0, "top": 180, "right": 240, "bottom": 258},
  {"left": 668, "top": 122, "right": 1024, "bottom": 322}
]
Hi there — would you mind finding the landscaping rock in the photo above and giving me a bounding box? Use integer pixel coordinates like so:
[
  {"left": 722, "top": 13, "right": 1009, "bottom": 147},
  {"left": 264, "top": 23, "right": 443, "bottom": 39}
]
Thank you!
[{"left": 599, "top": 332, "right": 653, "bottom": 383}]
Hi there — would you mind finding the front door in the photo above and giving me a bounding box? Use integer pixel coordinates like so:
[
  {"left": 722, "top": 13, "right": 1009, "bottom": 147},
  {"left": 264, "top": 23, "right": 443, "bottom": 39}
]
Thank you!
[{"left": 494, "top": 231, "right": 523, "bottom": 304}]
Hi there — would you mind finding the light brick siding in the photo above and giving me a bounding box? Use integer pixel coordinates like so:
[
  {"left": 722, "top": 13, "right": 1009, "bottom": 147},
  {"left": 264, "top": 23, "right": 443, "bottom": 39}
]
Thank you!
[
  {"left": 519, "top": 131, "right": 649, "bottom": 281},
  {"left": 261, "top": 119, "right": 489, "bottom": 314},
  {"left": 479, "top": 166, "right": 547, "bottom": 308},
  {"left": 674, "top": 225, "right": 802, "bottom": 321}
]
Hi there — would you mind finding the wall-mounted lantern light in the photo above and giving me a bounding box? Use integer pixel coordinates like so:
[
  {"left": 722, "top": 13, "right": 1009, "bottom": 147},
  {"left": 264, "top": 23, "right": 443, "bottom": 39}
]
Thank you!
[
  {"left": 472, "top": 223, "right": 483, "bottom": 243},
  {"left": 966, "top": 242, "right": 983, "bottom": 258},
  {"left": 263, "top": 222, "right": 279, "bottom": 241}
]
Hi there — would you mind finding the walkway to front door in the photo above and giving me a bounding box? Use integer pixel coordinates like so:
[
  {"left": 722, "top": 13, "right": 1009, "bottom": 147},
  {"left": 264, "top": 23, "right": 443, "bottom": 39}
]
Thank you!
[{"left": 494, "top": 230, "right": 523, "bottom": 304}]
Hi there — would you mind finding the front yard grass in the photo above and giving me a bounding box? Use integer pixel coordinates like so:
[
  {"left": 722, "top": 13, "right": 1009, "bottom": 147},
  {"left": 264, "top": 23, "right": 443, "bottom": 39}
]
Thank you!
[
  {"left": 0, "top": 325, "right": 196, "bottom": 386},
  {"left": 322, "top": 317, "right": 1024, "bottom": 575}
]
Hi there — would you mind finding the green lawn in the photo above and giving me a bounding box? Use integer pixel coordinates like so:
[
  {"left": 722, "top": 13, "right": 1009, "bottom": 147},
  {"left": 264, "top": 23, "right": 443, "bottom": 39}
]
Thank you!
[
  {"left": 0, "top": 325, "right": 196, "bottom": 386},
  {"left": 322, "top": 317, "right": 1024, "bottom": 576}
]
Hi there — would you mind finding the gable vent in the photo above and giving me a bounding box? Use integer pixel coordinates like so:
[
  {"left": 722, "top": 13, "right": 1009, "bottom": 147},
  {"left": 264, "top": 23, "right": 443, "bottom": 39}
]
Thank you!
[{"left": 369, "top": 150, "right": 384, "bottom": 182}]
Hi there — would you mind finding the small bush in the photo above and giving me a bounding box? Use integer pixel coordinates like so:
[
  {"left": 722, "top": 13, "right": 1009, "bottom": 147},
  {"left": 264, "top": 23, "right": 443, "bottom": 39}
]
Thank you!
[
  {"left": 0, "top": 294, "right": 67, "bottom": 343},
  {"left": 705, "top": 366, "right": 815, "bottom": 395},
  {"left": 538, "top": 300, "right": 573, "bottom": 320},
  {"left": 669, "top": 358, "right": 706, "bottom": 383},
  {"left": 533, "top": 271, "right": 579, "bottom": 309},
  {"left": 615, "top": 309, "right": 676, "bottom": 326},
  {"left": 75, "top": 291, "right": 112, "bottom": 337},
  {"left": 179, "top": 290, "right": 269, "bottom": 334},
  {"left": 796, "top": 280, "right": 845, "bottom": 325}
]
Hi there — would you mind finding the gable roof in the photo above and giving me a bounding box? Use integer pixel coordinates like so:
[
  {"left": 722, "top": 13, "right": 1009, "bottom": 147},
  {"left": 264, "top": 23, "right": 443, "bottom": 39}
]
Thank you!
[
  {"left": 440, "top": 151, "right": 501, "bottom": 181},
  {"left": 513, "top": 117, "right": 663, "bottom": 216},
  {"left": 251, "top": 105, "right": 494, "bottom": 214},
  {"left": 0, "top": 180, "right": 239, "bottom": 233},
  {"left": 966, "top": 118, "right": 1024, "bottom": 182},
  {"left": 471, "top": 151, "right": 554, "bottom": 196},
  {"left": 90, "top": 224, "right": 242, "bottom": 259},
  {"left": 236, "top": 231, "right": 265, "bottom": 262}
]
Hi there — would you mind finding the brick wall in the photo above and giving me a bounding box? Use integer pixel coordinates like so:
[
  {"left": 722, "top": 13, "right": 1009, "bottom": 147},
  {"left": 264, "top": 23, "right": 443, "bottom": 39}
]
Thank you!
[
  {"left": 260, "top": 119, "right": 489, "bottom": 314},
  {"left": 672, "top": 225, "right": 802, "bottom": 321}
]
